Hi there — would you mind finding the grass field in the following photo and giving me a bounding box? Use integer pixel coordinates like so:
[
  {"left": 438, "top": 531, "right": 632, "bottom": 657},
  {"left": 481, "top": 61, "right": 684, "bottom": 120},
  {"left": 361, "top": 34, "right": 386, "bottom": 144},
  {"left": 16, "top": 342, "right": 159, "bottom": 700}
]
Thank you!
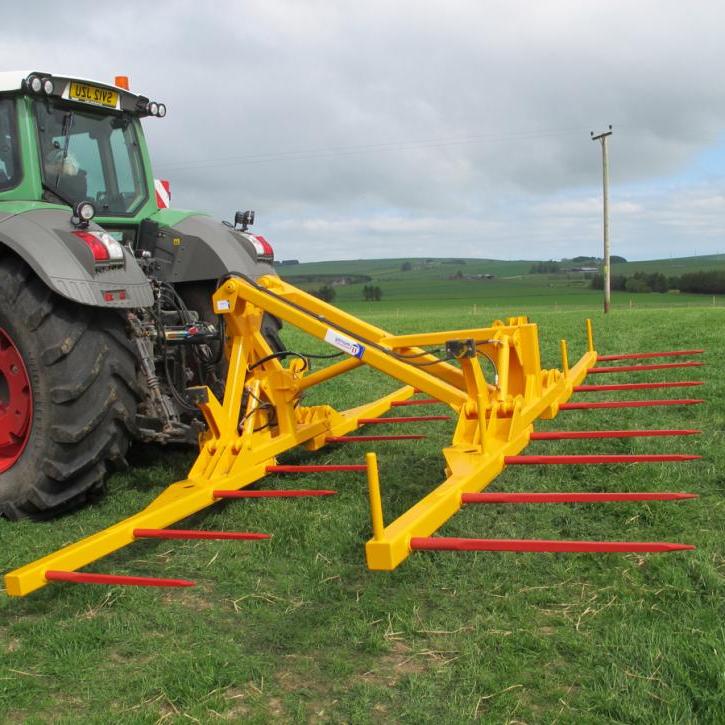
[
  {"left": 277, "top": 254, "right": 725, "bottom": 312},
  {"left": 1, "top": 279, "right": 723, "bottom": 722}
]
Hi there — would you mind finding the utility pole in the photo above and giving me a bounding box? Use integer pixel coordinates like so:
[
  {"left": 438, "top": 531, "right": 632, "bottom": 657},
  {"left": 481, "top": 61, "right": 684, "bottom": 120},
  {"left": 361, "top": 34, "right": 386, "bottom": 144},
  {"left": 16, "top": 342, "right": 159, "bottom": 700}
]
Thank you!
[{"left": 591, "top": 125, "right": 613, "bottom": 313}]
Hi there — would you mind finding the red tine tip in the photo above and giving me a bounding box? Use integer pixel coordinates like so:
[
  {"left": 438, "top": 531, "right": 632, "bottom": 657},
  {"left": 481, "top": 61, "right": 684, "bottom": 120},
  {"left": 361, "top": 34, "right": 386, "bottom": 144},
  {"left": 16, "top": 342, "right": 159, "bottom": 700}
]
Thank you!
[
  {"left": 214, "top": 489, "right": 336, "bottom": 498},
  {"left": 133, "top": 529, "right": 270, "bottom": 541},
  {"left": 410, "top": 537, "right": 695, "bottom": 553},
  {"left": 597, "top": 349, "right": 704, "bottom": 361},
  {"left": 560, "top": 399, "right": 703, "bottom": 410},
  {"left": 588, "top": 361, "right": 703, "bottom": 374},
  {"left": 530, "top": 429, "right": 700, "bottom": 440},
  {"left": 45, "top": 570, "right": 195, "bottom": 588},
  {"left": 462, "top": 492, "right": 698, "bottom": 504},
  {"left": 504, "top": 454, "right": 700, "bottom": 464},
  {"left": 574, "top": 381, "right": 704, "bottom": 392}
]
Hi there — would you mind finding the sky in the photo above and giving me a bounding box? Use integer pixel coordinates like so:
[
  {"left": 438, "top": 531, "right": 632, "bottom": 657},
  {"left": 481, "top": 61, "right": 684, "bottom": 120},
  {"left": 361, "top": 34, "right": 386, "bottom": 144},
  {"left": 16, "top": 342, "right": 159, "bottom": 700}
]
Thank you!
[{"left": 3, "top": 0, "right": 725, "bottom": 262}]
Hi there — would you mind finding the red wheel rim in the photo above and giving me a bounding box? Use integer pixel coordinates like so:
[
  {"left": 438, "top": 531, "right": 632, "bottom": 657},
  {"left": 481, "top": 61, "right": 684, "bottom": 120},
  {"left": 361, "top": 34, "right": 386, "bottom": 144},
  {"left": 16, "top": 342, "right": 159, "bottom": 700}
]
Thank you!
[{"left": 0, "top": 327, "right": 33, "bottom": 473}]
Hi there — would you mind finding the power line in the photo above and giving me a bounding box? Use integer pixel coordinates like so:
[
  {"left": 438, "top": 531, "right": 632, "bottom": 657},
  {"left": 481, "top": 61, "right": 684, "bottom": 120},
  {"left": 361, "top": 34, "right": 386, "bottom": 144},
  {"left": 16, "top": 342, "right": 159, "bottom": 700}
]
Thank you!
[{"left": 157, "top": 125, "right": 589, "bottom": 172}]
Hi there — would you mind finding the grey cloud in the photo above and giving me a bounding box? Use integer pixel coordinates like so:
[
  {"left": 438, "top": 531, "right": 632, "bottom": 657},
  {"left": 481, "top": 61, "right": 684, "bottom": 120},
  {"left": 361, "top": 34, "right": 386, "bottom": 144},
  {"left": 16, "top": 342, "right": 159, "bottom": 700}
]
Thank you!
[{"left": 3, "top": 1, "right": 725, "bottom": 260}]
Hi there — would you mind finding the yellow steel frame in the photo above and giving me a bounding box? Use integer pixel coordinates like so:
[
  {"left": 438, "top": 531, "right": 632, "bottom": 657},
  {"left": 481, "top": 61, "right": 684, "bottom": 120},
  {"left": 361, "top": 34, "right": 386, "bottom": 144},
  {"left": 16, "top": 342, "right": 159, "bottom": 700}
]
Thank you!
[{"left": 4, "top": 276, "right": 596, "bottom": 596}]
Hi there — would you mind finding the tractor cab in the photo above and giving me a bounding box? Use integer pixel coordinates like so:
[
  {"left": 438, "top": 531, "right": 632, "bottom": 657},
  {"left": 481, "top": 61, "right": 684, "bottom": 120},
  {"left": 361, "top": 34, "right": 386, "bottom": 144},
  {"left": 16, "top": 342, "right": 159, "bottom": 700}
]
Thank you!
[{"left": 0, "top": 71, "right": 165, "bottom": 230}]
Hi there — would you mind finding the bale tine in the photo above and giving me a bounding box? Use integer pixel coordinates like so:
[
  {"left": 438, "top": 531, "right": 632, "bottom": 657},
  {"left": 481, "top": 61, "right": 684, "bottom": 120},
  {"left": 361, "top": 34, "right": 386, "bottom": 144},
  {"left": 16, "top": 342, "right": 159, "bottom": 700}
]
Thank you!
[
  {"left": 45, "top": 571, "right": 195, "bottom": 587},
  {"left": 559, "top": 399, "right": 703, "bottom": 410},
  {"left": 410, "top": 537, "right": 695, "bottom": 553},
  {"left": 134, "top": 529, "right": 270, "bottom": 541},
  {"left": 504, "top": 454, "right": 700, "bottom": 464},
  {"left": 214, "top": 489, "right": 336, "bottom": 498},
  {"left": 598, "top": 349, "right": 704, "bottom": 361},
  {"left": 575, "top": 381, "right": 704, "bottom": 392},
  {"left": 530, "top": 429, "right": 700, "bottom": 440},
  {"left": 588, "top": 361, "right": 703, "bottom": 374},
  {"left": 462, "top": 492, "right": 698, "bottom": 504}
]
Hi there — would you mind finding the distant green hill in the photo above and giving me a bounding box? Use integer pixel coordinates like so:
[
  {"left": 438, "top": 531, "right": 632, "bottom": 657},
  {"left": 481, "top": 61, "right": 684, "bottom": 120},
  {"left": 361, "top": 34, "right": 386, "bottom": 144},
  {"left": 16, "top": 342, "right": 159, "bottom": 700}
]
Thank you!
[
  {"left": 275, "top": 254, "right": 725, "bottom": 311},
  {"left": 276, "top": 254, "right": 725, "bottom": 279},
  {"left": 615, "top": 253, "right": 725, "bottom": 275}
]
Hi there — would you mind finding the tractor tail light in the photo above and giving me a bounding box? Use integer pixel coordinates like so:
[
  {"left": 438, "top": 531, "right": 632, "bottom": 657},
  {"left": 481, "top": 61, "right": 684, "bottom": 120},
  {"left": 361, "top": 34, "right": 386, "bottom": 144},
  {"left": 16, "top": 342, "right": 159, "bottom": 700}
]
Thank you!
[
  {"left": 72, "top": 230, "right": 125, "bottom": 264},
  {"left": 249, "top": 234, "right": 274, "bottom": 261}
]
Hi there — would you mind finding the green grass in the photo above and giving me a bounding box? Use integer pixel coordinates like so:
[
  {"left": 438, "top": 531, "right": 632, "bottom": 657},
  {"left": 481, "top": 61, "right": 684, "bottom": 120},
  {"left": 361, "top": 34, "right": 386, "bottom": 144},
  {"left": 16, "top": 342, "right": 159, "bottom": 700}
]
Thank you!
[{"left": 1, "top": 304, "right": 724, "bottom": 723}]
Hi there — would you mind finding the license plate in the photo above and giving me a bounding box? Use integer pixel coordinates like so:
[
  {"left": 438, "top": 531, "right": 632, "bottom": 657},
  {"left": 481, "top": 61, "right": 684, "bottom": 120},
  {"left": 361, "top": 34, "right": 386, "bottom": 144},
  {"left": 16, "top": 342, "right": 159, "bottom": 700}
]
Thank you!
[{"left": 68, "top": 82, "right": 118, "bottom": 109}]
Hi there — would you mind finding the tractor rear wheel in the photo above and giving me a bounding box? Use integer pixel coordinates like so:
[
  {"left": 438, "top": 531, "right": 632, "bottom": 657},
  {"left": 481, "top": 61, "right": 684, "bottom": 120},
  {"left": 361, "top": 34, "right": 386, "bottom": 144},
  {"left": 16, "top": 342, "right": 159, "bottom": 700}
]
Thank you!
[{"left": 0, "top": 257, "right": 139, "bottom": 519}]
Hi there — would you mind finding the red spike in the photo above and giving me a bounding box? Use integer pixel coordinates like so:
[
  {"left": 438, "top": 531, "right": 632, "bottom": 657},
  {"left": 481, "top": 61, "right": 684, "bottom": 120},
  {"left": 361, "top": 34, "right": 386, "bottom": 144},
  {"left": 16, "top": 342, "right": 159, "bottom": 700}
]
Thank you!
[
  {"left": 214, "top": 489, "right": 336, "bottom": 498},
  {"left": 391, "top": 398, "right": 440, "bottom": 407},
  {"left": 462, "top": 492, "right": 698, "bottom": 504},
  {"left": 134, "top": 529, "right": 270, "bottom": 541},
  {"left": 575, "top": 381, "right": 703, "bottom": 392},
  {"left": 358, "top": 415, "right": 451, "bottom": 424},
  {"left": 326, "top": 434, "right": 425, "bottom": 442},
  {"left": 598, "top": 349, "right": 704, "bottom": 361},
  {"left": 504, "top": 454, "right": 700, "bottom": 464},
  {"left": 560, "top": 399, "right": 703, "bottom": 410},
  {"left": 266, "top": 464, "right": 367, "bottom": 473},
  {"left": 588, "top": 361, "right": 703, "bottom": 374},
  {"left": 410, "top": 537, "right": 695, "bottom": 553},
  {"left": 530, "top": 429, "right": 700, "bottom": 440},
  {"left": 45, "top": 570, "right": 195, "bottom": 587}
]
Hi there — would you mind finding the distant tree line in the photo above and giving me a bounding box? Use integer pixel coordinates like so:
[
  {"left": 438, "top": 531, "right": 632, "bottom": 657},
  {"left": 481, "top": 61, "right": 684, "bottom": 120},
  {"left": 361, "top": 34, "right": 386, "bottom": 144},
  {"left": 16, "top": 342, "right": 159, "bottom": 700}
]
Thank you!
[
  {"left": 313, "top": 285, "right": 336, "bottom": 302},
  {"left": 590, "top": 270, "right": 725, "bottom": 294},
  {"left": 530, "top": 261, "right": 561, "bottom": 273},
  {"left": 530, "top": 256, "right": 627, "bottom": 274},
  {"left": 363, "top": 285, "right": 383, "bottom": 301}
]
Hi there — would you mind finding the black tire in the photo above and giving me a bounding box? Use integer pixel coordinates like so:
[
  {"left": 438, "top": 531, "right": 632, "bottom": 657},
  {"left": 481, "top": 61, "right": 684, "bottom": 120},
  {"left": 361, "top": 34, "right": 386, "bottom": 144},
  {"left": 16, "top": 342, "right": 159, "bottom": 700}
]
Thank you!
[
  {"left": 0, "top": 256, "right": 140, "bottom": 519},
  {"left": 178, "top": 281, "right": 285, "bottom": 374}
]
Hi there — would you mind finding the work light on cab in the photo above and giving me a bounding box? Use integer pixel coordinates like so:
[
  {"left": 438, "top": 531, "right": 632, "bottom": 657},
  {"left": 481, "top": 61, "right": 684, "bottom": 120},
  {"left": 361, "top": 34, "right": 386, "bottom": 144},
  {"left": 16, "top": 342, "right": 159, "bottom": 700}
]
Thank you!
[{"left": 72, "top": 200, "right": 96, "bottom": 227}]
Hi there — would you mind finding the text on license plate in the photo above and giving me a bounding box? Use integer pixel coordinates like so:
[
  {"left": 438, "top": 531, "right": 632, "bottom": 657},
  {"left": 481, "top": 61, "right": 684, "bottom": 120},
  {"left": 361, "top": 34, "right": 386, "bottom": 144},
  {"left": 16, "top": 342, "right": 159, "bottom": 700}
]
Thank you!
[{"left": 69, "top": 83, "right": 118, "bottom": 108}]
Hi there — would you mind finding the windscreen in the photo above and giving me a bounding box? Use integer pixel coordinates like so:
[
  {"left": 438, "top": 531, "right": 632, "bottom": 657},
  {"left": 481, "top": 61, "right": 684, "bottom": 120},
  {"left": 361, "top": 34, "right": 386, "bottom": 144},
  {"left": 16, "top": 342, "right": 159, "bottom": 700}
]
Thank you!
[
  {"left": 33, "top": 101, "right": 147, "bottom": 215},
  {"left": 0, "top": 99, "right": 20, "bottom": 191}
]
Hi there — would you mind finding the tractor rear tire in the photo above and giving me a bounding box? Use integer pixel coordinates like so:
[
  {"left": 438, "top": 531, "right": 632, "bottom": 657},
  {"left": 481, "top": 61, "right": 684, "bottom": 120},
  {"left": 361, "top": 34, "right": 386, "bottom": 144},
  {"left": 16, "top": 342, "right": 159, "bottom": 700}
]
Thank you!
[{"left": 0, "top": 257, "right": 139, "bottom": 519}]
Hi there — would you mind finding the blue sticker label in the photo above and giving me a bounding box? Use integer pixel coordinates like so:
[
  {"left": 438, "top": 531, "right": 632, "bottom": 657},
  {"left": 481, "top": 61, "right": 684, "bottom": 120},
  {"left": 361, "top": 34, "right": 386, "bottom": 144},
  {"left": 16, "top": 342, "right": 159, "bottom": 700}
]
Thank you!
[{"left": 324, "top": 329, "right": 365, "bottom": 359}]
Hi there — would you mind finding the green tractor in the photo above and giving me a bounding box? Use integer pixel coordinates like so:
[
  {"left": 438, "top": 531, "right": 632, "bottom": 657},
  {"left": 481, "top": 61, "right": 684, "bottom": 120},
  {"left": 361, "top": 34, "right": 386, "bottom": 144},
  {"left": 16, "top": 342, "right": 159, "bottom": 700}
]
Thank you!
[{"left": 0, "top": 71, "right": 282, "bottom": 518}]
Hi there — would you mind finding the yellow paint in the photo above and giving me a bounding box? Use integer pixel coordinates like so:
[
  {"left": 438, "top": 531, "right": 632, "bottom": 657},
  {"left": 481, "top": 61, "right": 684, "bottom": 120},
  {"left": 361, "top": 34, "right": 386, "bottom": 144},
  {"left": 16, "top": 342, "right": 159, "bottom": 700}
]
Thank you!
[
  {"left": 586, "top": 318, "right": 595, "bottom": 353},
  {"left": 366, "top": 453, "right": 384, "bottom": 541},
  {"left": 5, "top": 275, "right": 597, "bottom": 595}
]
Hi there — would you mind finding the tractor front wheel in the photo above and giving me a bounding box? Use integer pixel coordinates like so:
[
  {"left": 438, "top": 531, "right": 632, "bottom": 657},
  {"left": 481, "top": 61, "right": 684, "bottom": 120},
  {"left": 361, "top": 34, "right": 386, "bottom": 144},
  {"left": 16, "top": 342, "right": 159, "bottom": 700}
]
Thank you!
[{"left": 0, "top": 257, "right": 139, "bottom": 519}]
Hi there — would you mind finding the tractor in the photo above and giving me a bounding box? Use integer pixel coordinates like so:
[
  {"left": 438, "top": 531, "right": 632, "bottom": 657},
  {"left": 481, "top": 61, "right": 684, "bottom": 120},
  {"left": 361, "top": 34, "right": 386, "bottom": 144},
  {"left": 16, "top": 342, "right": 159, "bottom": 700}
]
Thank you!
[{"left": 0, "top": 71, "right": 282, "bottom": 518}]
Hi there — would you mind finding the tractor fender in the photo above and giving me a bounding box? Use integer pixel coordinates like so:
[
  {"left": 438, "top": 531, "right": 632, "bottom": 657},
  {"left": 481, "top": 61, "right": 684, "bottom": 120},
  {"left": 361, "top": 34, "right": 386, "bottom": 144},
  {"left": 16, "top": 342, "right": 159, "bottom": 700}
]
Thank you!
[
  {"left": 0, "top": 207, "right": 153, "bottom": 308},
  {"left": 144, "top": 213, "right": 277, "bottom": 284}
]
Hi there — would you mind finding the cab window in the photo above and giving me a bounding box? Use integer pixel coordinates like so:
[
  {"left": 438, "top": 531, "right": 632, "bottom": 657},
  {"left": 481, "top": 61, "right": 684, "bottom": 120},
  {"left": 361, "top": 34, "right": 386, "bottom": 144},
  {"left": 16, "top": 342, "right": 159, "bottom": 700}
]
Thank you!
[
  {"left": 0, "top": 99, "right": 21, "bottom": 191},
  {"left": 33, "top": 100, "right": 147, "bottom": 215}
]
